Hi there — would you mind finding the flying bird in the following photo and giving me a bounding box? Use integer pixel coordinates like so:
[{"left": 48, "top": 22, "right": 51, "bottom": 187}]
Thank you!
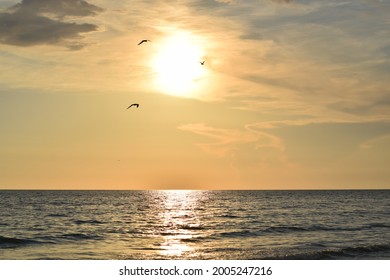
[
  {"left": 137, "top": 40, "right": 150, "bottom": 45},
  {"left": 200, "top": 61, "right": 205, "bottom": 65},
  {"left": 127, "top": 103, "right": 139, "bottom": 109}
]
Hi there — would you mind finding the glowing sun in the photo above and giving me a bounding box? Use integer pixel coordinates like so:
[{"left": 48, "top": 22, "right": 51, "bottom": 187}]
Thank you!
[{"left": 152, "top": 32, "right": 206, "bottom": 97}]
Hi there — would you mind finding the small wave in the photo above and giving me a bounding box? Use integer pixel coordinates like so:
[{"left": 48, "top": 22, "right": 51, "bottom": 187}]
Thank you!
[
  {"left": 127, "top": 246, "right": 160, "bottom": 251},
  {"left": 218, "top": 230, "right": 252, "bottom": 237},
  {"left": 160, "top": 232, "right": 176, "bottom": 236},
  {"left": 74, "top": 219, "right": 104, "bottom": 225},
  {"left": 216, "top": 227, "right": 309, "bottom": 238},
  {"left": 179, "top": 224, "right": 205, "bottom": 230},
  {"left": 264, "top": 224, "right": 387, "bottom": 233},
  {"left": 366, "top": 223, "right": 390, "bottom": 229},
  {"left": 264, "top": 226, "right": 308, "bottom": 233},
  {"left": 219, "top": 214, "right": 240, "bottom": 218},
  {"left": 309, "top": 242, "right": 327, "bottom": 248},
  {"left": 60, "top": 233, "right": 103, "bottom": 241},
  {"left": 172, "top": 214, "right": 192, "bottom": 219},
  {"left": 180, "top": 237, "right": 204, "bottom": 243},
  {"left": 213, "top": 223, "right": 382, "bottom": 239},
  {"left": 277, "top": 244, "right": 390, "bottom": 260},
  {"left": 46, "top": 213, "right": 67, "bottom": 218},
  {"left": 0, "top": 236, "right": 39, "bottom": 248}
]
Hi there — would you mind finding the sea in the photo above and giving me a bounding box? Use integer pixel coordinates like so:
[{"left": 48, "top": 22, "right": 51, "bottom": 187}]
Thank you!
[{"left": 0, "top": 190, "right": 389, "bottom": 260}]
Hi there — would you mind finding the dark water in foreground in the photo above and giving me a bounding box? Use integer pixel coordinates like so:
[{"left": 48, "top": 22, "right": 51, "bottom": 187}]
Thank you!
[{"left": 0, "top": 190, "right": 389, "bottom": 260}]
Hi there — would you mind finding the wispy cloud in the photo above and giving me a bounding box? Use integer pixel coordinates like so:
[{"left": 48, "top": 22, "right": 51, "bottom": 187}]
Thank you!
[
  {"left": 360, "top": 134, "right": 390, "bottom": 150},
  {"left": 178, "top": 123, "right": 258, "bottom": 156},
  {"left": 177, "top": 123, "right": 286, "bottom": 167},
  {"left": 0, "top": 0, "right": 103, "bottom": 49},
  {"left": 270, "top": 0, "right": 293, "bottom": 3}
]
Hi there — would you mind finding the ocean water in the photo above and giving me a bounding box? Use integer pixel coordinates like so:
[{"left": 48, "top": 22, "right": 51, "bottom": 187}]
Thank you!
[{"left": 0, "top": 190, "right": 389, "bottom": 260}]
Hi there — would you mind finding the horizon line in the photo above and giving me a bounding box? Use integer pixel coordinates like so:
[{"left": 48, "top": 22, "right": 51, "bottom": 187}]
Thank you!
[{"left": 0, "top": 187, "right": 389, "bottom": 191}]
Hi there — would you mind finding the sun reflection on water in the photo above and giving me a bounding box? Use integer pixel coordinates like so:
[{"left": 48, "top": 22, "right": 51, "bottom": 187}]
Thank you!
[{"left": 157, "top": 190, "right": 204, "bottom": 257}]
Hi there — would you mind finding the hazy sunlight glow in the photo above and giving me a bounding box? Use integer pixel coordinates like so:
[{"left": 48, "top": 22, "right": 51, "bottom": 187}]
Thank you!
[{"left": 152, "top": 32, "right": 205, "bottom": 97}]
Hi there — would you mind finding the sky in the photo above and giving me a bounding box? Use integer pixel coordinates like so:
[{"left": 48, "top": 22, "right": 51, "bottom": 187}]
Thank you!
[{"left": 0, "top": 0, "right": 389, "bottom": 190}]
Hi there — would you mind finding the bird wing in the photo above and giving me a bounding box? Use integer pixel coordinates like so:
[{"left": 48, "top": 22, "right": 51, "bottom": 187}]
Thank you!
[
  {"left": 138, "top": 40, "right": 149, "bottom": 45},
  {"left": 127, "top": 104, "right": 139, "bottom": 109}
]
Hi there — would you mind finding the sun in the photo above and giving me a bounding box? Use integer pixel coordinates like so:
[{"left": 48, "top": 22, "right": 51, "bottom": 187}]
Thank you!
[{"left": 152, "top": 31, "right": 206, "bottom": 98}]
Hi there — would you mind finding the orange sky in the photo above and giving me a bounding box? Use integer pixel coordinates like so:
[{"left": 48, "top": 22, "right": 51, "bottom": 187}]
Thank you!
[{"left": 0, "top": 0, "right": 389, "bottom": 189}]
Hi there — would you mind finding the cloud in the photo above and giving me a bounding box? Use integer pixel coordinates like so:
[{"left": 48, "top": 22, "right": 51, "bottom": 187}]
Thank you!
[
  {"left": 196, "top": 0, "right": 389, "bottom": 124},
  {"left": 360, "top": 134, "right": 390, "bottom": 150},
  {"left": 0, "top": 0, "right": 103, "bottom": 49},
  {"left": 328, "top": 96, "right": 390, "bottom": 117},
  {"left": 10, "top": 0, "right": 103, "bottom": 17},
  {"left": 177, "top": 123, "right": 259, "bottom": 156},
  {"left": 216, "top": 0, "right": 293, "bottom": 4},
  {"left": 177, "top": 123, "right": 286, "bottom": 167},
  {"left": 250, "top": 120, "right": 390, "bottom": 167},
  {"left": 270, "top": 0, "right": 293, "bottom": 3},
  {"left": 0, "top": 12, "right": 98, "bottom": 48},
  {"left": 215, "top": 0, "right": 236, "bottom": 3}
]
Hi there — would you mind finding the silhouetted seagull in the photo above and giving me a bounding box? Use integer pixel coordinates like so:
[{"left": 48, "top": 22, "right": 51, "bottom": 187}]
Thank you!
[
  {"left": 137, "top": 40, "right": 150, "bottom": 45},
  {"left": 200, "top": 61, "right": 205, "bottom": 65},
  {"left": 127, "top": 104, "right": 139, "bottom": 109}
]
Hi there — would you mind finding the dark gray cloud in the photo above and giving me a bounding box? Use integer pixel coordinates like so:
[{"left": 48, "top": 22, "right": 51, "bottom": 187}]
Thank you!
[
  {"left": 10, "top": 0, "right": 103, "bottom": 17},
  {"left": 0, "top": 11, "right": 98, "bottom": 47},
  {"left": 0, "top": 0, "right": 102, "bottom": 49}
]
